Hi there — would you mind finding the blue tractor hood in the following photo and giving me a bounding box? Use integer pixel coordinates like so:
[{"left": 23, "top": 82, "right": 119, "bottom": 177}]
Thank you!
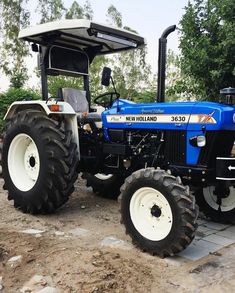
[{"left": 102, "top": 99, "right": 235, "bottom": 131}]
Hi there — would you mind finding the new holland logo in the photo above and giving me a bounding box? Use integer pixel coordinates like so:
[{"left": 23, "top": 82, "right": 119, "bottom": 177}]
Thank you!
[{"left": 107, "top": 112, "right": 217, "bottom": 124}]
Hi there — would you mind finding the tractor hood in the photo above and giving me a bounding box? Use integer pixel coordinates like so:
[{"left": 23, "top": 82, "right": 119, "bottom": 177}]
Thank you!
[{"left": 102, "top": 99, "right": 235, "bottom": 131}]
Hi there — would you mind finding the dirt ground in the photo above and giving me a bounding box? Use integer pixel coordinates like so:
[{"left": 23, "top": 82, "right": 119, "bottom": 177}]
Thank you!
[{"left": 1, "top": 176, "right": 235, "bottom": 293}]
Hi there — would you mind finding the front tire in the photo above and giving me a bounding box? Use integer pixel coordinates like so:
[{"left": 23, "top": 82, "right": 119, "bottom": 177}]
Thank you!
[
  {"left": 2, "top": 110, "right": 78, "bottom": 214},
  {"left": 195, "top": 186, "right": 235, "bottom": 223},
  {"left": 120, "top": 168, "right": 198, "bottom": 257}
]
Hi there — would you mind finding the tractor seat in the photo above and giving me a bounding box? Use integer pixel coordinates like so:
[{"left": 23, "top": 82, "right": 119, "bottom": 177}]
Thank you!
[
  {"left": 59, "top": 88, "right": 89, "bottom": 113},
  {"left": 58, "top": 88, "right": 102, "bottom": 127}
]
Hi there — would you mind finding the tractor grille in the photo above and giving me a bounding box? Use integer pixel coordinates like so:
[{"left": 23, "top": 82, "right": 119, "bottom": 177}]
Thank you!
[
  {"left": 164, "top": 130, "right": 186, "bottom": 164},
  {"left": 199, "top": 131, "right": 235, "bottom": 167}
]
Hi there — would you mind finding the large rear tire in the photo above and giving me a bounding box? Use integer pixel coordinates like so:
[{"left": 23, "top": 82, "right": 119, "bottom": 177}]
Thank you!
[
  {"left": 195, "top": 187, "right": 235, "bottom": 223},
  {"left": 2, "top": 110, "right": 78, "bottom": 214},
  {"left": 82, "top": 173, "right": 124, "bottom": 199},
  {"left": 120, "top": 168, "right": 198, "bottom": 257}
]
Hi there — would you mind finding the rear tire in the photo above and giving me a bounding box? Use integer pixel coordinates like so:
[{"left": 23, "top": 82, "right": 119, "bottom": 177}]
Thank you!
[
  {"left": 82, "top": 173, "right": 124, "bottom": 199},
  {"left": 2, "top": 110, "right": 79, "bottom": 214},
  {"left": 120, "top": 168, "right": 198, "bottom": 257},
  {"left": 195, "top": 187, "right": 235, "bottom": 223}
]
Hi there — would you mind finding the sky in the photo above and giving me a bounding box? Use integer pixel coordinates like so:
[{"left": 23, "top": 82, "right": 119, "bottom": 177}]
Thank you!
[{"left": 0, "top": 0, "right": 188, "bottom": 91}]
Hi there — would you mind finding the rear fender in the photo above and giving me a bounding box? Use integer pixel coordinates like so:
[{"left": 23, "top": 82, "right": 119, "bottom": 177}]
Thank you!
[{"left": 4, "top": 100, "right": 80, "bottom": 158}]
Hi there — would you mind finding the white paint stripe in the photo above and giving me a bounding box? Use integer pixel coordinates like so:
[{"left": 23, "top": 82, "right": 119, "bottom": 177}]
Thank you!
[
  {"left": 217, "top": 157, "right": 235, "bottom": 160},
  {"left": 106, "top": 114, "right": 216, "bottom": 124},
  {"left": 216, "top": 177, "right": 235, "bottom": 180}
]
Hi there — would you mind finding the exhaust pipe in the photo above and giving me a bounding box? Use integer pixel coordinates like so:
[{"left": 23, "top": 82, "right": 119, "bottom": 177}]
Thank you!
[{"left": 157, "top": 25, "right": 176, "bottom": 103}]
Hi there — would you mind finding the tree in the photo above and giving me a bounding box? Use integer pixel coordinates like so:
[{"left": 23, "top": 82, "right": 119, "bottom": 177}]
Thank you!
[
  {"left": 106, "top": 5, "right": 152, "bottom": 101},
  {"left": 179, "top": 0, "right": 235, "bottom": 101},
  {"left": 165, "top": 49, "right": 200, "bottom": 101},
  {"left": 89, "top": 55, "right": 107, "bottom": 98},
  {"left": 37, "top": 0, "right": 65, "bottom": 23},
  {"left": 43, "top": 1, "right": 97, "bottom": 97},
  {"left": 0, "top": 0, "right": 30, "bottom": 88},
  {"left": 65, "top": 0, "right": 93, "bottom": 20},
  {"left": 83, "top": 0, "right": 93, "bottom": 20},
  {"left": 65, "top": 1, "right": 83, "bottom": 19}
]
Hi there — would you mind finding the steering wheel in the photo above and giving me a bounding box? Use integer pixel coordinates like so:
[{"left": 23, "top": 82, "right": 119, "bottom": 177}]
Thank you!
[{"left": 94, "top": 92, "right": 120, "bottom": 108}]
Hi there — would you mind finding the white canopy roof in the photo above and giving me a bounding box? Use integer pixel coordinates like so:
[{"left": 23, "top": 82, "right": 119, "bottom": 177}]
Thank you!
[{"left": 19, "top": 19, "right": 145, "bottom": 55}]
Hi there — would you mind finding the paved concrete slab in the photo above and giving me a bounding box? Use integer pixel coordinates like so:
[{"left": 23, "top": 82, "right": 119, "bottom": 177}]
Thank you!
[
  {"left": 195, "top": 239, "right": 222, "bottom": 251},
  {"left": 178, "top": 243, "right": 212, "bottom": 260},
  {"left": 171, "top": 218, "right": 235, "bottom": 262},
  {"left": 216, "top": 230, "right": 235, "bottom": 240},
  {"left": 203, "top": 234, "right": 234, "bottom": 246},
  {"left": 202, "top": 221, "right": 230, "bottom": 231},
  {"left": 197, "top": 219, "right": 208, "bottom": 225},
  {"left": 196, "top": 225, "right": 217, "bottom": 237},
  {"left": 225, "top": 225, "right": 235, "bottom": 233}
]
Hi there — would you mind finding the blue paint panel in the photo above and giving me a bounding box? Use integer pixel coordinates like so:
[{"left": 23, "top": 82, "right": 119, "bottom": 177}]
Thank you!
[
  {"left": 102, "top": 99, "right": 235, "bottom": 163},
  {"left": 187, "top": 102, "right": 235, "bottom": 131},
  {"left": 186, "top": 131, "right": 204, "bottom": 165},
  {"left": 102, "top": 100, "right": 196, "bottom": 131}
]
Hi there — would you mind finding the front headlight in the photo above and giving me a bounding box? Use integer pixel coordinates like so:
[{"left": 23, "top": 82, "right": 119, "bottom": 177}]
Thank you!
[{"left": 190, "top": 135, "right": 206, "bottom": 147}]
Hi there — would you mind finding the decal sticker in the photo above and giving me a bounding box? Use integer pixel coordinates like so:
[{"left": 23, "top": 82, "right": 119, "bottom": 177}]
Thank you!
[
  {"left": 141, "top": 109, "right": 165, "bottom": 114},
  {"left": 107, "top": 113, "right": 217, "bottom": 124},
  {"left": 194, "top": 111, "right": 216, "bottom": 124}
]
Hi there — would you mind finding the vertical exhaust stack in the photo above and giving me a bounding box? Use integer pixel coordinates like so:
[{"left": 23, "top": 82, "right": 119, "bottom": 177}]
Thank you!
[{"left": 157, "top": 25, "right": 176, "bottom": 103}]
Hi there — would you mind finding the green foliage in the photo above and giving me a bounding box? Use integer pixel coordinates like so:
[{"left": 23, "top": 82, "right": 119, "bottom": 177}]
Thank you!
[
  {"left": 47, "top": 76, "right": 84, "bottom": 97},
  {"left": 165, "top": 49, "right": 201, "bottom": 101},
  {"left": 89, "top": 56, "right": 107, "bottom": 100},
  {"left": 37, "top": 0, "right": 66, "bottom": 23},
  {"left": 65, "top": 1, "right": 83, "bottom": 19},
  {"left": 65, "top": 0, "right": 93, "bottom": 20},
  {"left": 106, "top": 5, "right": 152, "bottom": 102},
  {"left": 0, "top": 88, "right": 40, "bottom": 131},
  {"left": 0, "top": 0, "right": 30, "bottom": 88},
  {"left": 179, "top": 0, "right": 235, "bottom": 101},
  {"left": 1, "top": 1, "right": 155, "bottom": 103},
  {"left": 44, "top": 0, "right": 95, "bottom": 96},
  {"left": 83, "top": 0, "right": 93, "bottom": 20},
  {"left": 133, "top": 90, "right": 156, "bottom": 103},
  {"left": 106, "top": 5, "right": 122, "bottom": 28}
]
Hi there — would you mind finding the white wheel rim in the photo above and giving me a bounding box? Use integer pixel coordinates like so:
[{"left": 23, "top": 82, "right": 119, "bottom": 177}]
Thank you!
[
  {"left": 8, "top": 134, "right": 40, "bottom": 192},
  {"left": 95, "top": 173, "right": 113, "bottom": 180},
  {"left": 130, "top": 187, "right": 173, "bottom": 241},
  {"left": 203, "top": 186, "right": 235, "bottom": 212}
]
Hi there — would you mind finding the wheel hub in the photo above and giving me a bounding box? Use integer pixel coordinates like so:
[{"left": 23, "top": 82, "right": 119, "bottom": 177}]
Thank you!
[
  {"left": 95, "top": 173, "right": 113, "bottom": 180},
  {"left": 24, "top": 140, "right": 40, "bottom": 181},
  {"left": 204, "top": 186, "right": 235, "bottom": 212},
  {"left": 8, "top": 133, "right": 40, "bottom": 191},
  {"left": 29, "top": 156, "right": 36, "bottom": 167},
  {"left": 151, "top": 204, "right": 162, "bottom": 218},
  {"left": 129, "top": 187, "right": 173, "bottom": 241}
]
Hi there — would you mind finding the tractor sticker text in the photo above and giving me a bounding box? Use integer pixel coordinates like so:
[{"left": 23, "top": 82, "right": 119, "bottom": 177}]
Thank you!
[{"left": 107, "top": 113, "right": 217, "bottom": 124}]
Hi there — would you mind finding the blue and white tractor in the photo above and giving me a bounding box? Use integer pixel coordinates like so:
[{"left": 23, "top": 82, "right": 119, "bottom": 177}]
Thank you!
[{"left": 2, "top": 19, "right": 235, "bottom": 257}]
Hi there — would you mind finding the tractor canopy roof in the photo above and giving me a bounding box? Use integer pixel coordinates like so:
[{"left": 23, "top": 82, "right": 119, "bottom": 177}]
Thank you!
[{"left": 19, "top": 19, "right": 145, "bottom": 55}]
